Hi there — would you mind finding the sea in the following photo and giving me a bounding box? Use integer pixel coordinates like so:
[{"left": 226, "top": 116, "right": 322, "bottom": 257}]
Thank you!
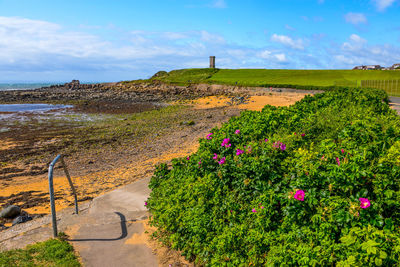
[
  {"left": 0, "top": 83, "right": 61, "bottom": 91},
  {"left": 0, "top": 83, "right": 68, "bottom": 113}
]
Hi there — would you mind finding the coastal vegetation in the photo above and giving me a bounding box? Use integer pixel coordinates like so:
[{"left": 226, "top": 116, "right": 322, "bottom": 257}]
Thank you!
[{"left": 147, "top": 87, "right": 400, "bottom": 265}]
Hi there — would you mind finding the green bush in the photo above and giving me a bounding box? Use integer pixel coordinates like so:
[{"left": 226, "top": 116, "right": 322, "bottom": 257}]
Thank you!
[{"left": 147, "top": 87, "right": 400, "bottom": 266}]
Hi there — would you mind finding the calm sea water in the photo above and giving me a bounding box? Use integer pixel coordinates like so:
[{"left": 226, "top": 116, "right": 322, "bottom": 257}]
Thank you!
[
  {"left": 0, "top": 83, "right": 61, "bottom": 91},
  {"left": 0, "top": 104, "right": 72, "bottom": 113}
]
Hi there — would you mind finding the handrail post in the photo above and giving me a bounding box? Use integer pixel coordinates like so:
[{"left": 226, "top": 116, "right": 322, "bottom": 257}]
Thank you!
[
  {"left": 60, "top": 156, "right": 79, "bottom": 215},
  {"left": 48, "top": 155, "right": 61, "bottom": 237},
  {"left": 48, "top": 154, "right": 79, "bottom": 238}
]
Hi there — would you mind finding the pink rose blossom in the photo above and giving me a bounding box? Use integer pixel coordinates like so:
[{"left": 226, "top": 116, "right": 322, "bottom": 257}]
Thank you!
[
  {"left": 294, "top": 190, "right": 305, "bottom": 201},
  {"left": 186, "top": 156, "right": 190, "bottom": 160},
  {"left": 218, "top": 157, "right": 226, "bottom": 165},
  {"left": 221, "top": 138, "right": 231, "bottom": 148},
  {"left": 235, "top": 129, "right": 240, "bottom": 134},
  {"left": 213, "top": 153, "right": 218, "bottom": 160},
  {"left": 144, "top": 201, "right": 148, "bottom": 206},
  {"left": 341, "top": 149, "right": 345, "bottom": 154},
  {"left": 265, "top": 138, "right": 269, "bottom": 142},
  {"left": 336, "top": 157, "right": 340, "bottom": 166},
  {"left": 301, "top": 133, "right": 305, "bottom": 137},
  {"left": 206, "top": 133, "right": 213, "bottom": 140},
  {"left": 236, "top": 149, "right": 244, "bottom": 156},
  {"left": 359, "top": 198, "right": 371, "bottom": 209},
  {"left": 252, "top": 208, "right": 257, "bottom": 213}
]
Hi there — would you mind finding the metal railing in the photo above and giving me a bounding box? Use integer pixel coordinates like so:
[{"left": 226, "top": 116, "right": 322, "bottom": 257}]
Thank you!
[
  {"left": 48, "top": 154, "right": 79, "bottom": 237},
  {"left": 360, "top": 79, "right": 400, "bottom": 96}
]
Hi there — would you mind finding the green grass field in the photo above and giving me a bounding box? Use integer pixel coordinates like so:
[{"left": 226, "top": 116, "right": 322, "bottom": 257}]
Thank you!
[{"left": 142, "top": 68, "right": 400, "bottom": 95}]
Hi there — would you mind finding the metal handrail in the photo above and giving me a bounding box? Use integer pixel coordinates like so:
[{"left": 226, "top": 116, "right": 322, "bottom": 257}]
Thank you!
[{"left": 48, "top": 154, "right": 79, "bottom": 237}]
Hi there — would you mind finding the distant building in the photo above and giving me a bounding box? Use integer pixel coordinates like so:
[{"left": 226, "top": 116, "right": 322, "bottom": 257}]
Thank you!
[
  {"left": 353, "top": 65, "right": 382, "bottom": 70},
  {"left": 391, "top": 63, "right": 400, "bottom": 69}
]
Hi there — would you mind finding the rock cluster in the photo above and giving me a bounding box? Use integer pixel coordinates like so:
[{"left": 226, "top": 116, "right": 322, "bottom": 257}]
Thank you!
[
  {"left": 0, "top": 80, "right": 248, "bottom": 104},
  {"left": 0, "top": 205, "right": 33, "bottom": 230}
]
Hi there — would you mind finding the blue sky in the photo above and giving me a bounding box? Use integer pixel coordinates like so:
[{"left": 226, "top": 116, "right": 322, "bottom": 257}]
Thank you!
[{"left": 0, "top": 0, "right": 400, "bottom": 82}]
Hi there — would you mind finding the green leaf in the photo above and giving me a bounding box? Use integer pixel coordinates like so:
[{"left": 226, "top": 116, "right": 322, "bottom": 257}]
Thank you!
[
  {"left": 375, "top": 258, "right": 383, "bottom": 266},
  {"left": 379, "top": 251, "right": 387, "bottom": 259}
]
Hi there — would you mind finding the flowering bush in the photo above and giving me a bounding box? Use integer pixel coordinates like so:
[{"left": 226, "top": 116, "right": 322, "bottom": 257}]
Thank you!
[{"left": 147, "top": 87, "right": 400, "bottom": 265}]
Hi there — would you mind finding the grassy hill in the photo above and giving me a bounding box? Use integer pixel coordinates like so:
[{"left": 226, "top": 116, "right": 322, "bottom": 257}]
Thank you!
[{"left": 138, "top": 68, "right": 400, "bottom": 93}]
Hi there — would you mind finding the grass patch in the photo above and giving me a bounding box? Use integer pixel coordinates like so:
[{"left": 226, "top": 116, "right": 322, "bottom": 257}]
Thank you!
[
  {"left": 137, "top": 68, "right": 400, "bottom": 94},
  {"left": 0, "top": 238, "right": 80, "bottom": 267}
]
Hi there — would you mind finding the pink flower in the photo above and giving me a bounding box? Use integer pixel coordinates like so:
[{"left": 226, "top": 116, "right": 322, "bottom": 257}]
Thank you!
[
  {"left": 359, "top": 198, "right": 371, "bottom": 209},
  {"left": 144, "top": 201, "right": 148, "bottom": 206},
  {"left": 341, "top": 149, "right": 345, "bottom": 154},
  {"left": 235, "top": 129, "right": 240, "bottom": 134},
  {"left": 293, "top": 132, "right": 296, "bottom": 135},
  {"left": 186, "top": 156, "right": 190, "bottom": 160},
  {"left": 273, "top": 141, "right": 286, "bottom": 151},
  {"left": 213, "top": 153, "right": 218, "bottom": 160},
  {"left": 218, "top": 157, "right": 226, "bottom": 165},
  {"left": 265, "top": 138, "right": 269, "bottom": 142},
  {"left": 221, "top": 138, "right": 231, "bottom": 148},
  {"left": 336, "top": 157, "right": 340, "bottom": 166},
  {"left": 261, "top": 206, "right": 264, "bottom": 209},
  {"left": 206, "top": 133, "right": 213, "bottom": 140},
  {"left": 294, "top": 190, "right": 305, "bottom": 201},
  {"left": 301, "top": 133, "right": 305, "bottom": 137},
  {"left": 236, "top": 149, "right": 244, "bottom": 155},
  {"left": 252, "top": 208, "right": 257, "bottom": 213},
  {"left": 198, "top": 160, "right": 202, "bottom": 165}
]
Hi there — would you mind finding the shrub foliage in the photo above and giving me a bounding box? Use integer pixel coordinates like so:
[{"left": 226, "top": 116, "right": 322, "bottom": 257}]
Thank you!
[{"left": 147, "top": 87, "right": 400, "bottom": 266}]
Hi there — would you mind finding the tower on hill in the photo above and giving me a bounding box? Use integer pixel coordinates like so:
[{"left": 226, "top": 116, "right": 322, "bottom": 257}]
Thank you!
[{"left": 209, "top": 56, "right": 215, "bottom": 68}]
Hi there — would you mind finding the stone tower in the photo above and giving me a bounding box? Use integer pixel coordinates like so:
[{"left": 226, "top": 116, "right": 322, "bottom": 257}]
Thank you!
[{"left": 209, "top": 56, "right": 216, "bottom": 68}]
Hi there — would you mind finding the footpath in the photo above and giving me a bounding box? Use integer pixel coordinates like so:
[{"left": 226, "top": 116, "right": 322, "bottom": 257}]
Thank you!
[
  {"left": 0, "top": 177, "right": 160, "bottom": 267},
  {"left": 389, "top": 96, "right": 400, "bottom": 114}
]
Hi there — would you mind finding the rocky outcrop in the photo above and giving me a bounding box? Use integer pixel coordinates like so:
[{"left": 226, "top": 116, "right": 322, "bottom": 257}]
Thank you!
[
  {"left": 0, "top": 81, "right": 247, "bottom": 104},
  {"left": 0, "top": 205, "right": 21, "bottom": 219},
  {"left": 12, "top": 215, "right": 33, "bottom": 226},
  {"left": 0, "top": 80, "right": 318, "bottom": 105}
]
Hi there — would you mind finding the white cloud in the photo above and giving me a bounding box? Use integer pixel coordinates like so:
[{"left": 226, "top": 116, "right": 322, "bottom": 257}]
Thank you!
[
  {"left": 258, "top": 50, "right": 287, "bottom": 63},
  {"left": 200, "top": 30, "right": 226, "bottom": 44},
  {"left": 271, "top": 34, "right": 304, "bottom": 50},
  {"left": 334, "top": 34, "right": 400, "bottom": 68},
  {"left": 344, "top": 12, "right": 367, "bottom": 25},
  {"left": 211, "top": 0, "right": 227, "bottom": 8},
  {"left": 349, "top": 34, "right": 367, "bottom": 44},
  {"left": 342, "top": 34, "right": 367, "bottom": 51},
  {"left": 372, "top": 0, "right": 396, "bottom": 11}
]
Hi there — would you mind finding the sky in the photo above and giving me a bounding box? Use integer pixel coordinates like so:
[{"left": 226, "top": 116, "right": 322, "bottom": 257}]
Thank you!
[{"left": 0, "top": 0, "right": 400, "bottom": 82}]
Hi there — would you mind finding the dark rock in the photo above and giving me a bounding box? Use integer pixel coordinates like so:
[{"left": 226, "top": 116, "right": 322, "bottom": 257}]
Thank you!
[
  {"left": 0, "top": 205, "right": 21, "bottom": 219},
  {"left": 180, "top": 121, "right": 195, "bottom": 126},
  {"left": 12, "top": 215, "right": 33, "bottom": 226}
]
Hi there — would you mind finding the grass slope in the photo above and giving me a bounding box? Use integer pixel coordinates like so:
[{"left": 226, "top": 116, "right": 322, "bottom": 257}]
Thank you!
[{"left": 146, "top": 68, "right": 400, "bottom": 91}]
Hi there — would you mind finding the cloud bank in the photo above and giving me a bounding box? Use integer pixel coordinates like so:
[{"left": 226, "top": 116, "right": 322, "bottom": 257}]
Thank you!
[{"left": 0, "top": 16, "right": 399, "bottom": 82}]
